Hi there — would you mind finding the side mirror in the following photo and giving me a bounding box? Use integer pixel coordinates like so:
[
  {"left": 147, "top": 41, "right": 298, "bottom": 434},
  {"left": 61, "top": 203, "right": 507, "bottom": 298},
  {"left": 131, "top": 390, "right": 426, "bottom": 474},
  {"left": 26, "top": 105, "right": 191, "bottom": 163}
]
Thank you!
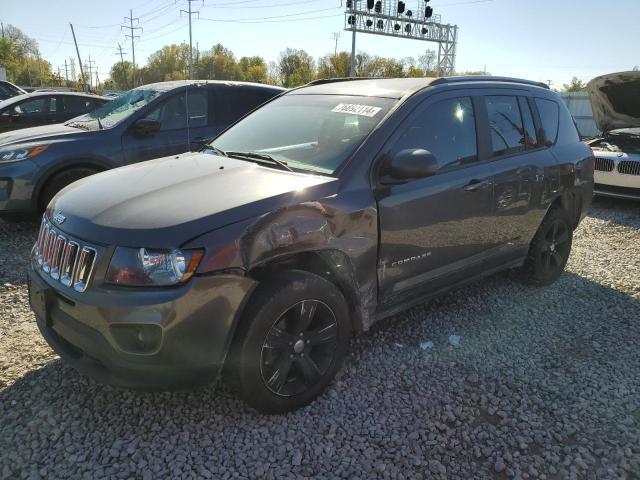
[
  {"left": 381, "top": 149, "right": 439, "bottom": 184},
  {"left": 131, "top": 118, "right": 161, "bottom": 136}
]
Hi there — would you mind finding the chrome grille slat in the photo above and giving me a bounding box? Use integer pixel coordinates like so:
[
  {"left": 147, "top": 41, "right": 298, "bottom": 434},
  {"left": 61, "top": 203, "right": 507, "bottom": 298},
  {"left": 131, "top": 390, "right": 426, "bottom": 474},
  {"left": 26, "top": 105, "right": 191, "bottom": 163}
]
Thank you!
[
  {"left": 594, "top": 157, "right": 614, "bottom": 172},
  {"left": 60, "top": 242, "right": 79, "bottom": 287},
  {"left": 618, "top": 160, "right": 640, "bottom": 176},
  {"left": 32, "top": 217, "right": 98, "bottom": 293}
]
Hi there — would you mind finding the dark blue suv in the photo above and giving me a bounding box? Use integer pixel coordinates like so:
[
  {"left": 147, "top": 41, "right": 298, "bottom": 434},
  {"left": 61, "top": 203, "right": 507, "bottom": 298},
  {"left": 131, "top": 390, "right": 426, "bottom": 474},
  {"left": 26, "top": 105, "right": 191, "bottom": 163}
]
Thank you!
[{"left": 0, "top": 80, "right": 284, "bottom": 213}]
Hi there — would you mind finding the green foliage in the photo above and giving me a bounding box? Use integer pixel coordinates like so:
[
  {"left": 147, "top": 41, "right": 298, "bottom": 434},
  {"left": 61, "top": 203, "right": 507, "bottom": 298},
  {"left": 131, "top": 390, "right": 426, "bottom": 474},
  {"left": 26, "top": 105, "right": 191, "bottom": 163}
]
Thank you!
[
  {"left": 277, "top": 48, "right": 315, "bottom": 87},
  {"left": 563, "top": 77, "right": 586, "bottom": 92},
  {"left": 0, "top": 24, "right": 52, "bottom": 86},
  {"left": 109, "top": 61, "right": 133, "bottom": 90}
]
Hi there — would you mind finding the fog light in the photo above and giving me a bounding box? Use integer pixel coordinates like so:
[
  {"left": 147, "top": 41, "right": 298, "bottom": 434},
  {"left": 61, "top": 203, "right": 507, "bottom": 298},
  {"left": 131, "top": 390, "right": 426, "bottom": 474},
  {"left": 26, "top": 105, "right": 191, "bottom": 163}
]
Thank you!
[{"left": 110, "top": 324, "right": 163, "bottom": 354}]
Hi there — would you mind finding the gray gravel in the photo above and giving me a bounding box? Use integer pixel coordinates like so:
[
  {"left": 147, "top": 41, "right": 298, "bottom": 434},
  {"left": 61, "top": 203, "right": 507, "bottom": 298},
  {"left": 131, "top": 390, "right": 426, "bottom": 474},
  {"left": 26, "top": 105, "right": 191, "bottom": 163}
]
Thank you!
[{"left": 1, "top": 198, "right": 640, "bottom": 479}]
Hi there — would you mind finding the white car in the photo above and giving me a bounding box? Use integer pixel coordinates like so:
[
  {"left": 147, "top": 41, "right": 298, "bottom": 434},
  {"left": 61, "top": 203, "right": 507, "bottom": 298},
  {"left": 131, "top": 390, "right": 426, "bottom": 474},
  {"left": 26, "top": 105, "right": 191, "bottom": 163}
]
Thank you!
[{"left": 586, "top": 71, "right": 640, "bottom": 200}]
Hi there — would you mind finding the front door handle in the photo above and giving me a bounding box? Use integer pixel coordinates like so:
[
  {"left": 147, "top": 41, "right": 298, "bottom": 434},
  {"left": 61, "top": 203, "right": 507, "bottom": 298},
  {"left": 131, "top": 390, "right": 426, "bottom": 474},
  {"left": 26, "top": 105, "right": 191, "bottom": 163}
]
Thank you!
[{"left": 463, "top": 179, "right": 492, "bottom": 192}]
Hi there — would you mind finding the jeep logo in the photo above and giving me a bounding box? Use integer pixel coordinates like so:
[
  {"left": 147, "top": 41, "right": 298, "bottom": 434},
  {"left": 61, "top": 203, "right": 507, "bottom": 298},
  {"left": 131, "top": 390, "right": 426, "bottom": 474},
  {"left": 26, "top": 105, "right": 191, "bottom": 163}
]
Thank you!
[{"left": 53, "top": 212, "right": 66, "bottom": 225}]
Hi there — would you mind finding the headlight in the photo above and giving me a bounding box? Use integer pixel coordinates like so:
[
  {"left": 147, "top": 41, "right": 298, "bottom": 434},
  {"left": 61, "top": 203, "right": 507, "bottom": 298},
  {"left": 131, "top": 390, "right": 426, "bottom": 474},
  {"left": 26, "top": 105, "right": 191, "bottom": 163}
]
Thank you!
[
  {"left": 106, "top": 247, "right": 204, "bottom": 286},
  {"left": 0, "top": 144, "right": 49, "bottom": 163}
]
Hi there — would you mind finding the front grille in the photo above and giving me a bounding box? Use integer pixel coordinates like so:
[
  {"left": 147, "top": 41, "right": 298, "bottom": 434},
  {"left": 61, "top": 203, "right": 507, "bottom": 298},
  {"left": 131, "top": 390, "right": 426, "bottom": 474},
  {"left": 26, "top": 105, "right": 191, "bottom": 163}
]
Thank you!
[
  {"left": 594, "top": 157, "right": 615, "bottom": 172},
  {"left": 34, "top": 217, "right": 97, "bottom": 292},
  {"left": 617, "top": 160, "right": 640, "bottom": 176}
]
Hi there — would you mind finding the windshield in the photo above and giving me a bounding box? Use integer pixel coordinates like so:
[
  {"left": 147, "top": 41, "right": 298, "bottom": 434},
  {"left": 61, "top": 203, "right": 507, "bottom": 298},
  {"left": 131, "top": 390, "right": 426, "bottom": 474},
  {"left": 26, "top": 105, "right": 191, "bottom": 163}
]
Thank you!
[
  {"left": 210, "top": 94, "right": 396, "bottom": 174},
  {"left": 68, "top": 88, "right": 161, "bottom": 129}
]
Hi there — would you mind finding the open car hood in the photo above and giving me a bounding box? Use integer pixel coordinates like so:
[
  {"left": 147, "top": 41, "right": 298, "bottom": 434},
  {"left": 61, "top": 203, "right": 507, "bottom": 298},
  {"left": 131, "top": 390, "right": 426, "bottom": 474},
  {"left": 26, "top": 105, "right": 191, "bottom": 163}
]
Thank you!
[{"left": 587, "top": 71, "right": 640, "bottom": 133}]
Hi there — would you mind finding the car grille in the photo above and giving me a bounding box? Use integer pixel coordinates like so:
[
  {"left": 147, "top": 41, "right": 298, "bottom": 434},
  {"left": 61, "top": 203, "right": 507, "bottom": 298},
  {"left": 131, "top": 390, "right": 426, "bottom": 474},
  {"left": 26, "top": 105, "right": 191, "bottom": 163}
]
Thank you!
[
  {"left": 594, "top": 157, "right": 615, "bottom": 172},
  {"left": 34, "top": 217, "right": 97, "bottom": 292},
  {"left": 617, "top": 160, "right": 640, "bottom": 176}
]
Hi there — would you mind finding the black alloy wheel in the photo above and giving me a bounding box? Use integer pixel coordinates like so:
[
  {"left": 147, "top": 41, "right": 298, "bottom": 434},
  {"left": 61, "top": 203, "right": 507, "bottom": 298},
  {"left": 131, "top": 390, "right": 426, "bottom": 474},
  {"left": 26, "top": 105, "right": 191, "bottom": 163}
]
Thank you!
[
  {"left": 522, "top": 208, "right": 573, "bottom": 286},
  {"left": 226, "top": 270, "right": 350, "bottom": 413},
  {"left": 538, "top": 218, "right": 571, "bottom": 276},
  {"left": 260, "top": 300, "right": 338, "bottom": 397}
]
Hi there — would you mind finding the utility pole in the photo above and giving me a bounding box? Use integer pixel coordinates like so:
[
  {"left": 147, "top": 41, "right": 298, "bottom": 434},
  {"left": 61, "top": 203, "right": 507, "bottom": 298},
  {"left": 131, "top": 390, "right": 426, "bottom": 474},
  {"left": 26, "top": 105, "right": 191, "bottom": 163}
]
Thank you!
[
  {"left": 95, "top": 70, "right": 100, "bottom": 89},
  {"left": 122, "top": 10, "right": 142, "bottom": 87},
  {"left": 347, "top": 1, "right": 357, "bottom": 77},
  {"left": 1, "top": 22, "right": 4, "bottom": 39},
  {"left": 69, "top": 24, "right": 86, "bottom": 91},
  {"left": 85, "top": 55, "right": 96, "bottom": 90},
  {"left": 180, "top": 0, "right": 200, "bottom": 80},
  {"left": 116, "top": 43, "right": 126, "bottom": 64},
  {"left": 332, "top": 32, "right": 340, "bottom": 58},
  {"left": 63, "top": 60, "right": 69, "bottom": 82},
  {"left": 69, "top": 58, "right": 76, "bottom": 82}
]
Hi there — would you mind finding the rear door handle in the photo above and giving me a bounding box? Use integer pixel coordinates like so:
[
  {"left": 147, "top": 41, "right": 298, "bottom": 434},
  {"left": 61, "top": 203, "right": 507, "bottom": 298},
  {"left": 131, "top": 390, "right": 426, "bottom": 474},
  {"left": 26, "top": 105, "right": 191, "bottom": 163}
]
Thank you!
[{"left": 463, "top": 179, "right": 492, "bottom": 192}]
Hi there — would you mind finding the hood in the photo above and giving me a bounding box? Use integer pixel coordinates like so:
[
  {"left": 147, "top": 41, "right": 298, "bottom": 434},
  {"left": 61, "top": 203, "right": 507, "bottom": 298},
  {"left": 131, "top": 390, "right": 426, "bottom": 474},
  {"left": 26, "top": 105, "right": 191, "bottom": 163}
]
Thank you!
[
  {"left": 587, "top": 71, "right": 640, "bottom": 132},
  {"left": 49, "top": 152, "right": 338, "bottom": 248},
  {"left": 0, "top": 123, "right": 88, "bottom": 147}
]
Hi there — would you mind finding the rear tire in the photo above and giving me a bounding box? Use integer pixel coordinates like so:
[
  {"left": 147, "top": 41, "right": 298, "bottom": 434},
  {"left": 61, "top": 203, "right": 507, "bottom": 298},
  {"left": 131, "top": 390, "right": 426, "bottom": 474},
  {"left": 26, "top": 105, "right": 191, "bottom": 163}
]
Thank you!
[
  {"left": 226, "top": 270, "right": 351, "bottom": 414},
  {"left": 521, "top": 208, "right": 573, "bottom": 286},
  {"left": 38, "top": 168, "right": 98, "bottom": 212}
]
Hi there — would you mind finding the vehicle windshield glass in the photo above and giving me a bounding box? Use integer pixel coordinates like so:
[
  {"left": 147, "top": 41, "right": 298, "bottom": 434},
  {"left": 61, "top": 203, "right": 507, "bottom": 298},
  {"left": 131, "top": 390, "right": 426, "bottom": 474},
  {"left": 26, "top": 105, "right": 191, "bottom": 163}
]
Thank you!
[
  {"left": 210, "top": 94, "right": 396, "bottom": 174},
  {"left": 69, "top": 88, "right": 161, "bottom": 129}
]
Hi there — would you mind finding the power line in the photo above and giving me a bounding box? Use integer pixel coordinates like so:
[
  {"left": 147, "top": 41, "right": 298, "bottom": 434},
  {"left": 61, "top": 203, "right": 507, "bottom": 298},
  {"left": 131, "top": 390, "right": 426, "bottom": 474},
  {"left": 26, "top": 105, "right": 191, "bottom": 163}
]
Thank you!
[
  {"left": 199, "top": 12, "right": 343, "bottom": 24},
  {"left": 122, "top": 10, "right": 142, "bottom": 87},
  {"left": 179, "top": 0, "right": 200, "bottom": 80}
]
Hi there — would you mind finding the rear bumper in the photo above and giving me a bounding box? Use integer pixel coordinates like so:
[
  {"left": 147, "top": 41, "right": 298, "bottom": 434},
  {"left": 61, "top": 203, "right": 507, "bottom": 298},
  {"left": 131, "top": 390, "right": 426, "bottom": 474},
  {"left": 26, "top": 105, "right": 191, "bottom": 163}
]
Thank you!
[{"left": 29, "top": 265, "right": 257, "bottom": 390}]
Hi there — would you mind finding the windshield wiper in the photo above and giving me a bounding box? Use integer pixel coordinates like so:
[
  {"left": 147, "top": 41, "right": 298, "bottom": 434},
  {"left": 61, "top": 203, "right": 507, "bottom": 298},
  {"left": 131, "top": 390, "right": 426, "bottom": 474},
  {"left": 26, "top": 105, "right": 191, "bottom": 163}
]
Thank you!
[
  {"left": 96, "top": 117, "right": 104, "bottom": 130},
  {"left": 204, "top": 145, "right": 228, "bottom": 157},
  {"left": 225, "top": 151, "right": 293, "bottom": 172}
]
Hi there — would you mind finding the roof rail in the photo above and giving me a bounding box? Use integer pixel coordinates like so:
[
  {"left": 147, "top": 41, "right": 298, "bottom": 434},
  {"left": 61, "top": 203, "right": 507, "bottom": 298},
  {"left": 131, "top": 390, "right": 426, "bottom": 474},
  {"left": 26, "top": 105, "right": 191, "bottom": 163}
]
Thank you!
[
  {"left": 431, "top": 76, "right": 550, "bottom": 90},
  {"left": 305, "top": 77, "right": 381, "bottom": 86}
]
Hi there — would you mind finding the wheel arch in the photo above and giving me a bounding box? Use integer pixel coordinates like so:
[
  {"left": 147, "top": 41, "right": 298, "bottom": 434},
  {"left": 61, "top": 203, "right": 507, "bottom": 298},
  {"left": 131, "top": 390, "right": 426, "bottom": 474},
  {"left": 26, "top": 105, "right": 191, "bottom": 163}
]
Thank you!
[
  {"left": 247, "top": 250, "right": 364, "bottom": 333},
  {"left": 33, "top": 158, "right": 112, "bottom": 210}
]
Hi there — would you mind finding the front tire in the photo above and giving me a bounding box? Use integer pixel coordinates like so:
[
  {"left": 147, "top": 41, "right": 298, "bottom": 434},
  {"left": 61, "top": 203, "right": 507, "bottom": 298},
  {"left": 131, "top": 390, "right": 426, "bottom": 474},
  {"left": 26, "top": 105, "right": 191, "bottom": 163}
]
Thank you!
[
  {"left": 226, "top": 270, "right": 351, "bottom": 414},
  {"left": 38, "top": 168, "right": 98, "bottom": 212},
  {"left": 521, "top": 208, "right": 573, "bottom": 286}
]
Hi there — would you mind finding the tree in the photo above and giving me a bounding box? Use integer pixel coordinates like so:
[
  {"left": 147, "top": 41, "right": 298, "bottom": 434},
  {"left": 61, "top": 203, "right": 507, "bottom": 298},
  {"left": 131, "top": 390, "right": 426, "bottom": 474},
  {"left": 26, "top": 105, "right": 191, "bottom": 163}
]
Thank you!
[
  {"left": 0, "top": 24, "right": 50, "bottom": 86},
  {"left": 109, "top": 61, "right": 133, "bottom": 90},
  {"left": 418, "top": 49, "right": 437, "bottom": 75},
  {"left": 317, "top": 51, "right": 351, "bottom": 79},
  {"left": 238, "top": 56, "right": 268, "bottom": 83},
  {"left": 277, "top": 48, "right": 315, "bottom": 87},
  {"left": 145, "top": 44, "right": 190, "bottom": 82},
  {"left": 563, "top": 76, "right": 586, "bottom": 92},
  {"left": 196, "top": 43, "right": 242, "bottom": 81}
]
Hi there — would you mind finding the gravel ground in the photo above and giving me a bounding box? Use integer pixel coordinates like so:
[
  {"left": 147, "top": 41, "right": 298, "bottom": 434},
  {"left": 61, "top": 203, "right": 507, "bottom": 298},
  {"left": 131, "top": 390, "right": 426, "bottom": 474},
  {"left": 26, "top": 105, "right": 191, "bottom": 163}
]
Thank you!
[{"left": 1, "top": 198, "right": 639, "bottom": 480}]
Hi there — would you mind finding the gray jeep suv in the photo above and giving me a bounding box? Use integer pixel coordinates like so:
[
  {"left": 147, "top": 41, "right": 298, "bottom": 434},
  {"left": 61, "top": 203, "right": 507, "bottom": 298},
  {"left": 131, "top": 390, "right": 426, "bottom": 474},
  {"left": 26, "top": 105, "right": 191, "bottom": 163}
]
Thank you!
[{"left": 29, "top": 77, "right": 594, "bottom": 413}]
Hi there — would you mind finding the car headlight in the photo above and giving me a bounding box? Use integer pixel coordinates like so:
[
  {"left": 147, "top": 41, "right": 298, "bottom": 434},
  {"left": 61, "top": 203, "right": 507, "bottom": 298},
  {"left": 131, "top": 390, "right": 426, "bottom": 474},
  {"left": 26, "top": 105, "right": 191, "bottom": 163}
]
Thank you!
[
  {"left": 106, "top": 247, "right": 204, "bottom": 286},
  {"left": 0, "top": 144, "right": 49, "bottom": 163}
]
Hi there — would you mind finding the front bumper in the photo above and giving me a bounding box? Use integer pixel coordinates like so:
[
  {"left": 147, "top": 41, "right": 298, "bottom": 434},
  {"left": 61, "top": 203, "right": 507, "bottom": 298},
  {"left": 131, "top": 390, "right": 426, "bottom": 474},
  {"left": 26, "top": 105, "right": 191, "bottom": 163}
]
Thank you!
[
  {"left": 29, "top": 265, "right": 256, "bottom": 390},
  {"left": 594, "top": 159, "right": 640, "bottom": 200},
  {"left": 0, "top": 159, "right": 39, "bottom": 213}
]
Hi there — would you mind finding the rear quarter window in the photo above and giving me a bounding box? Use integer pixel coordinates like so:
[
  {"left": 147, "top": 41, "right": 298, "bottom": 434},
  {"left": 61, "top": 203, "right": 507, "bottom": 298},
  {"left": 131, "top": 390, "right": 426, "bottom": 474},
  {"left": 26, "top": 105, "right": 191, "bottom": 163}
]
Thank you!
[
  {"left": 212, "top": 87, "right": 278, "bottom": 126},
  {"left": 535, "top": 98, "right": 560, "bottom": 146}
]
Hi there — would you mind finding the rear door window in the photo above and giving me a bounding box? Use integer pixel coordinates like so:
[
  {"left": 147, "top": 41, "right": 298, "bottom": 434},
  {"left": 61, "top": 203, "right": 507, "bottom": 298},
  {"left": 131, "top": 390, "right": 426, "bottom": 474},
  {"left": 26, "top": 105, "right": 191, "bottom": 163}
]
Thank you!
[
  {"left": 64, "top": 96, "right": 95, "bottom": 116},
  {"left": 186, "top": 90, "right": 208, "bottom": 127},
  {"left": 535, "top": 98, "right": 560, "bottom": 146},
  {"left": 392, "top": 96, "right": 478, "bottom": 171},
  {"left": 485, "top": 96, "right": 525, "bottom": 156},
  {"left": 213, "top": 87, "right": 275, "bottom": 126},
  {"left": 518, "top": 97, "right": 538, "bottom": 149}
]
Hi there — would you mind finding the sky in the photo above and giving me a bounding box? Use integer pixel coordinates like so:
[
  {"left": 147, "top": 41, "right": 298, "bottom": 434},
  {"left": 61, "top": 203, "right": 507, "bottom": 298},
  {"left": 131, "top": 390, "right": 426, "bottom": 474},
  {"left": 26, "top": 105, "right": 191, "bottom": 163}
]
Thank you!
[{"left": 1, "top": 0, "right": 638, "bottom": 89}]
